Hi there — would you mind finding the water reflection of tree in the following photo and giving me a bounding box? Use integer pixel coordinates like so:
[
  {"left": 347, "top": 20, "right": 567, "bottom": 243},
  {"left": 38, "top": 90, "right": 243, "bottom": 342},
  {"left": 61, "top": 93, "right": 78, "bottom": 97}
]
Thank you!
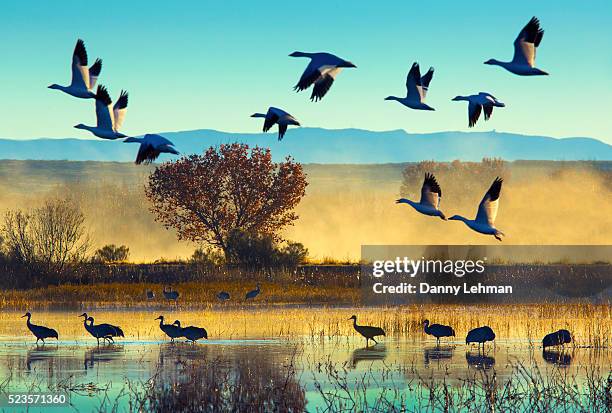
[{"left": 139, "top": 344, "right": 306, "bottom": 412}]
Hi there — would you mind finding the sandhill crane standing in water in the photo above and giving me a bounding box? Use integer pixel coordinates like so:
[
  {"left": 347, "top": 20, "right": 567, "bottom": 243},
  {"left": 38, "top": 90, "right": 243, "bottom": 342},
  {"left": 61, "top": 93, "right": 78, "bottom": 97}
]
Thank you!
[
  {"left": 251, "top": 107, "right": 300, "bottom": 141},
  {"left": 22, "top": 312, "right": 58, "bottom": 344},
  {"left": 175, "top": 320, "right": 208, "bottom": 344},
  {"left": 48, "top": 39, "right": 102, "bottom": 99},
  {"left": 74, "top": 85, "right": 128, "bottom": 140},
  {"left": 290, "top": 51, "right": 356, "bottom": 101},
  {"left": 155, "top": 315, "right": 183, "bottom": 342},
  {"left": 542, "top": 329, "right": 572, "bottom": 349},
  {"left": 423, "top": 320, "right": 455, "bottom": 346},
  {"left": 385, "top": 62, "right": 435, "bottom": 111},
  {"left": 396, "top": 173, "right": 446, "bottom": 220},
  {"left": 80, "top": 313, "right": 124, "bottom": 344},
  {"left": 146, "top": 290, "right": 155, "bottom": 300},
  {"left": 449, "top": 177, "right": 505, "bottom": 241},
  {"left": 466, "top": 326, "right": 496, "bottom": 351},
  {"left": 349, "top": 315, "right": 385, "bottom": 347},
  {"left": 217, "top": 291, "right": 230, "bottom": 301},
  {"left": 485, "top": 17, "right": 548, "bottom": 76},
  {"left": 162, "top": 286, "right": 179, "bottom": 305},
  {"left": 245, "top": 284, "right": 260, "bottom": 300}
]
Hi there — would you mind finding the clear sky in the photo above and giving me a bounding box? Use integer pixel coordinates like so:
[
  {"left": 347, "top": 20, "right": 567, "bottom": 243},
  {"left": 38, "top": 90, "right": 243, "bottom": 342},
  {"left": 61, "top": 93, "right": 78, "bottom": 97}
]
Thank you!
[{"left": 0, "top": 1, "right": 610, "bottom": 143}]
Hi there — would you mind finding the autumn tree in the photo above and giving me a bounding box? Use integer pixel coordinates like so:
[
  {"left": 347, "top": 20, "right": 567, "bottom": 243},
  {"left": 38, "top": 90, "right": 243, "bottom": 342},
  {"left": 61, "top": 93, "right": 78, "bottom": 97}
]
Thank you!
[{"left": 145, "top": 143, "right": 308, "bottom": 258}]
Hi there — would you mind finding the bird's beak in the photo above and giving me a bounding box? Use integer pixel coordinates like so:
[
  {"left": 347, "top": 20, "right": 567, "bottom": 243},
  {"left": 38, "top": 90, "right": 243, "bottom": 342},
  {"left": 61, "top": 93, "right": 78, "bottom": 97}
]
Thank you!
[
  {"left": 21, "top": 314, "right": 27, "bottom": 318},
  {"left": 79, "top": 313, "right": 87, "bottom": 318}
]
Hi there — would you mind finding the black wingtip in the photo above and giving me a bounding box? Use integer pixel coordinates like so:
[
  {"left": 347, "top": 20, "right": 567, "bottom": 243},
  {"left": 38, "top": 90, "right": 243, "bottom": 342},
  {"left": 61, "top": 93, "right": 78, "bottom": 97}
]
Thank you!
[{"left": 95, "top": 85, "right": 112, "bottom": 105}]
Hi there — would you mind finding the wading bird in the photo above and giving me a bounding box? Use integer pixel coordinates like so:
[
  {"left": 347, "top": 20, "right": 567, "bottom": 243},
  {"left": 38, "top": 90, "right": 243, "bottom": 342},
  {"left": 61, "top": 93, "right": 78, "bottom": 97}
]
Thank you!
[
  {"left": 452, "top": 93, "right": 505, "bottom": 127},
  {"left": 217, "top": 291, "right": 230, "bottom": 301},
  {"left": 22, "top": 312, "right": 58, "bottom": 344},
  {"left": 155, "top": 315, "right": 183, "bottom": 342},
  {"left": 162, "top": 286, "right": 180, "bottom": 304},
  {"left": 80, "top": 313, "right": 124, "bottom": 344},
  {"left": 123, "top": 134, "right": 179, "bottom": 165},
  {"left": 180, "top": 324, "right": 208, "bottom": 343},
  {"left": 484, "top": 17, "right": 548, "bottom": 76},
  {"left": 542, "top": 329, "right": 572, "bottom": 348},
  {"left": 251, "top": 107, "right": 300, "bottom": 141},
  {"left": 290, "top": 51, "right": 356, "bottom": 101},
  {"left": 465, "top": 326, "right": 496, "bottom": 351},
  {"left": 146, "top": 290, "right": 155, "bottom": 300},
  {"left": 396, "top": 173, "right": 446, "bottom": 220},
  {"left": 74, "top": 85, "right": 128, "bottom": 140},
  {"left": 423, "top": 319, "right": 455, "bottom": 346},
  {"left": 245, "top": 284, "right": 260, "bottom": 300},
  {"left": 349, "top": 315, "right": 385, "bottom": 347},
  {"left": 385, "top": 62, "right": 435, "bottom": 111},
  {"left": 449, "top": 177, "right": 505, "bottom": 241},
  {"left": 49, "top": 39, "right": 102, "bottom": 99}
]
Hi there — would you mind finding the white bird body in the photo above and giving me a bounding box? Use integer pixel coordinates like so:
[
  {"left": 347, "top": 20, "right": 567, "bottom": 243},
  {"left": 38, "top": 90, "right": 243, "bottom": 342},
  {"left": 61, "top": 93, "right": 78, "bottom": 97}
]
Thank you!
[
  {"left": 485, "top": 17, "right": 548, "bottom": 76},
  {"left": 449, "top": 177, "right": 505, "bottom": 241},
  {"left": 385, "top": 62, "right": 435, "bottom": 111},
  {"left": 49, "top": 39, "right": 102, "bottom": 99},
  {"left": 75, "top": 85, "right": 128, "bottom": 140},
  {"left": 452, "top": 92, "right": 505, "bottom": 127},
  {"left": 396, "top": 173, "right": 446, "bottom": 220},
  {"left": 290, "top": 51, "right": 356, "bottom": 101},
  {"left": 124, "top": 134, "right": 179, "bottom": 165},
  {"left": 251, "top": 107, "right": 300, "bottom": 140}
]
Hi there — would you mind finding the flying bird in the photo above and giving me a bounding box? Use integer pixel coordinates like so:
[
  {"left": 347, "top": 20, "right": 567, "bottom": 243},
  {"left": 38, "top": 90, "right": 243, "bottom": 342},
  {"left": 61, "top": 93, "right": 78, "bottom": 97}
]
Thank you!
[
  {"left": 48, "top": 39, "right": 102, "bottom": 99},
  {"left": 123, "top": 134, "right": 179, "bottom": 165},
  {"left": 485, "top": 17, "right": 548, "bottom": 76},
  {"left": 290, "top": 52, "right": 356, "bottom": 101},
  {"left": 396, "top": 173, "right": 446, "bottom": 220},
  {"left": 74, "top": 85, "right": 128, "bottom": 140},
  {"left": 385, "top": 62, "right": 435, "bottom": 110},
  {"left": 449, "top": 177, "right": 505, "bottom": 241},
  {"left": 22, "top": 312, "right": 58, "bottom": 344},
  {"left": 251, "top": 107, "right": 300, "bottom": 141},
  {"left": 452, "top": 93, "right": 505, "bottom": 127}
]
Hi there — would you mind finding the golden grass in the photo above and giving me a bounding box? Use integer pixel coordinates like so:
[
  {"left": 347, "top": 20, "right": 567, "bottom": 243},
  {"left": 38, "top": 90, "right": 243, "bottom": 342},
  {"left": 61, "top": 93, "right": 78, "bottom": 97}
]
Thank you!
[{"left": 2, "top": 303, "right": 610, "bottom": 348}]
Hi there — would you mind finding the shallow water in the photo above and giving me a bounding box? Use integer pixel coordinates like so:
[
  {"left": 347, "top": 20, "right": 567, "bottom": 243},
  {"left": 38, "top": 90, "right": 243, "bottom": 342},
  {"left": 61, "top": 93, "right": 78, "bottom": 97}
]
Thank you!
[{"left": 1, "top": 310, "right": 610, "bottom": 412}]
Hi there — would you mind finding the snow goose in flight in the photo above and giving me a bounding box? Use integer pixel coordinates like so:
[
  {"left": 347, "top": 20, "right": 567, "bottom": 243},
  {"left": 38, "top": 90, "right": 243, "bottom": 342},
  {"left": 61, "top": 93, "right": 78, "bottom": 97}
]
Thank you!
[
  {"left": 452, "top": 92, "right": 505, "bottom": 127},
  {"left": 124, "top": 134, "right": 179, "bottom": 165},
  {"left": 396, "top": 173, "right": 446, "bottom": 220},
  {"left": 385, "top": 62, "right": 435, "bottom": 110},
  {"left": 74, "top": 85, "right": 128, "bottom": 139},
  {"left": 49, "top": 39, "right": 102, "bottom": 98},
  {"left": 290, "top": 52, "right": 356, "bottom": 102},
  {"left": 449, "top": 177, "right": 505, "bottom": 241},
  {"left": 484, "top": 17, "right": 548, "bottom": 76},
  {"left": 251, "top": 107, "right": 300, "bottom": 141}
]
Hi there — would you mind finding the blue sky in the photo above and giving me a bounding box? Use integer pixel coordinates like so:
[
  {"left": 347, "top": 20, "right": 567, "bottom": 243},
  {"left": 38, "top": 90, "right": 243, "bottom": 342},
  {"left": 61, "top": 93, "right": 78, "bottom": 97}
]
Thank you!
[{"left": 0, "top": 1, "right": 611, "bottom": 143}]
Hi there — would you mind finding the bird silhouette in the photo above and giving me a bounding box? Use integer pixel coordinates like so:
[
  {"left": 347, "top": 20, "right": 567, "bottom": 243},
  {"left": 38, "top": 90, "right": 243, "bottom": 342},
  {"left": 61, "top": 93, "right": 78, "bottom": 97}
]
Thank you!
[
  {"left": 349, "top": 315, "right": 385, "bottom": 347},
  {"left": 422, "top": 319, "right": 455, "bottom": 346},
  {"left": 22, "top": 312, "right": 58, "bottom": 344},
  {"left": 465, "top": 326, "right": 496, "bottom": 351}
]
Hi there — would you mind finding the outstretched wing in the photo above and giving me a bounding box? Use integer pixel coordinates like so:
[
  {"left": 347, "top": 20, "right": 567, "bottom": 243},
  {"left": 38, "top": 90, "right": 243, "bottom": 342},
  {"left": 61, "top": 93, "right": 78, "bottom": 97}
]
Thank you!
[
  {"left": 263, "top": 108, "right": 280, "bottom": 132},
  {"left": 112, "top": 90, "right": 128, "bottom": 132},
  {"left": 294, "top": 60, "right": 321, "bottom": 92},
  {"left": 420, "top": 67, "right": 434, "bottom": 99},
  {"left": 311, "top": 68, "right": 340, "bottom": 102},
  {"left": 419, "top": 173, "right": 442, "bottom": 209},
  {"left": 405, "top": 62, "right": 423, "bottom": 101},
  {"left": 483, "top": 104, "right": 494, "bottom": 120},
  {"left": 468, "top": 102, "right": 482, "bottom": 127},
  {"left": 512, "top": 16, "right": 544, "bottom": 67},
  {"left": 70, "top": 39, "right": 89, "bottom": 89},
  {"left": 475, "top": 177, "right": 503, "bottom": 226},
  {"left": 278, "top": 123, "right": 288, "bottom": 141},
  {"left": 88, "top": 59, "right": 102, "bottom": 90},
  {"left": 94, "top": 85, "right": 113, "bottom": 130}
]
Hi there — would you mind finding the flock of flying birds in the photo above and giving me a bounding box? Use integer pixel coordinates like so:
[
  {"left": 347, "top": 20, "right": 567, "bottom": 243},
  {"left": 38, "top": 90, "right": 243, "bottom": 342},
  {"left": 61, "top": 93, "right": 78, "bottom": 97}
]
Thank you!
[{"left": 49, "top": 17, "right": 548, "bottom": 238}]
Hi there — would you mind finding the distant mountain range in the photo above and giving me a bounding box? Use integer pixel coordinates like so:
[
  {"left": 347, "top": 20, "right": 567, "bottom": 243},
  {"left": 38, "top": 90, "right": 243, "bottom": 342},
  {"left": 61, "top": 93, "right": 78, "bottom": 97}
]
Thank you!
[{"left": 0, "top": 128, "right": 610, "bottom": 163}]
